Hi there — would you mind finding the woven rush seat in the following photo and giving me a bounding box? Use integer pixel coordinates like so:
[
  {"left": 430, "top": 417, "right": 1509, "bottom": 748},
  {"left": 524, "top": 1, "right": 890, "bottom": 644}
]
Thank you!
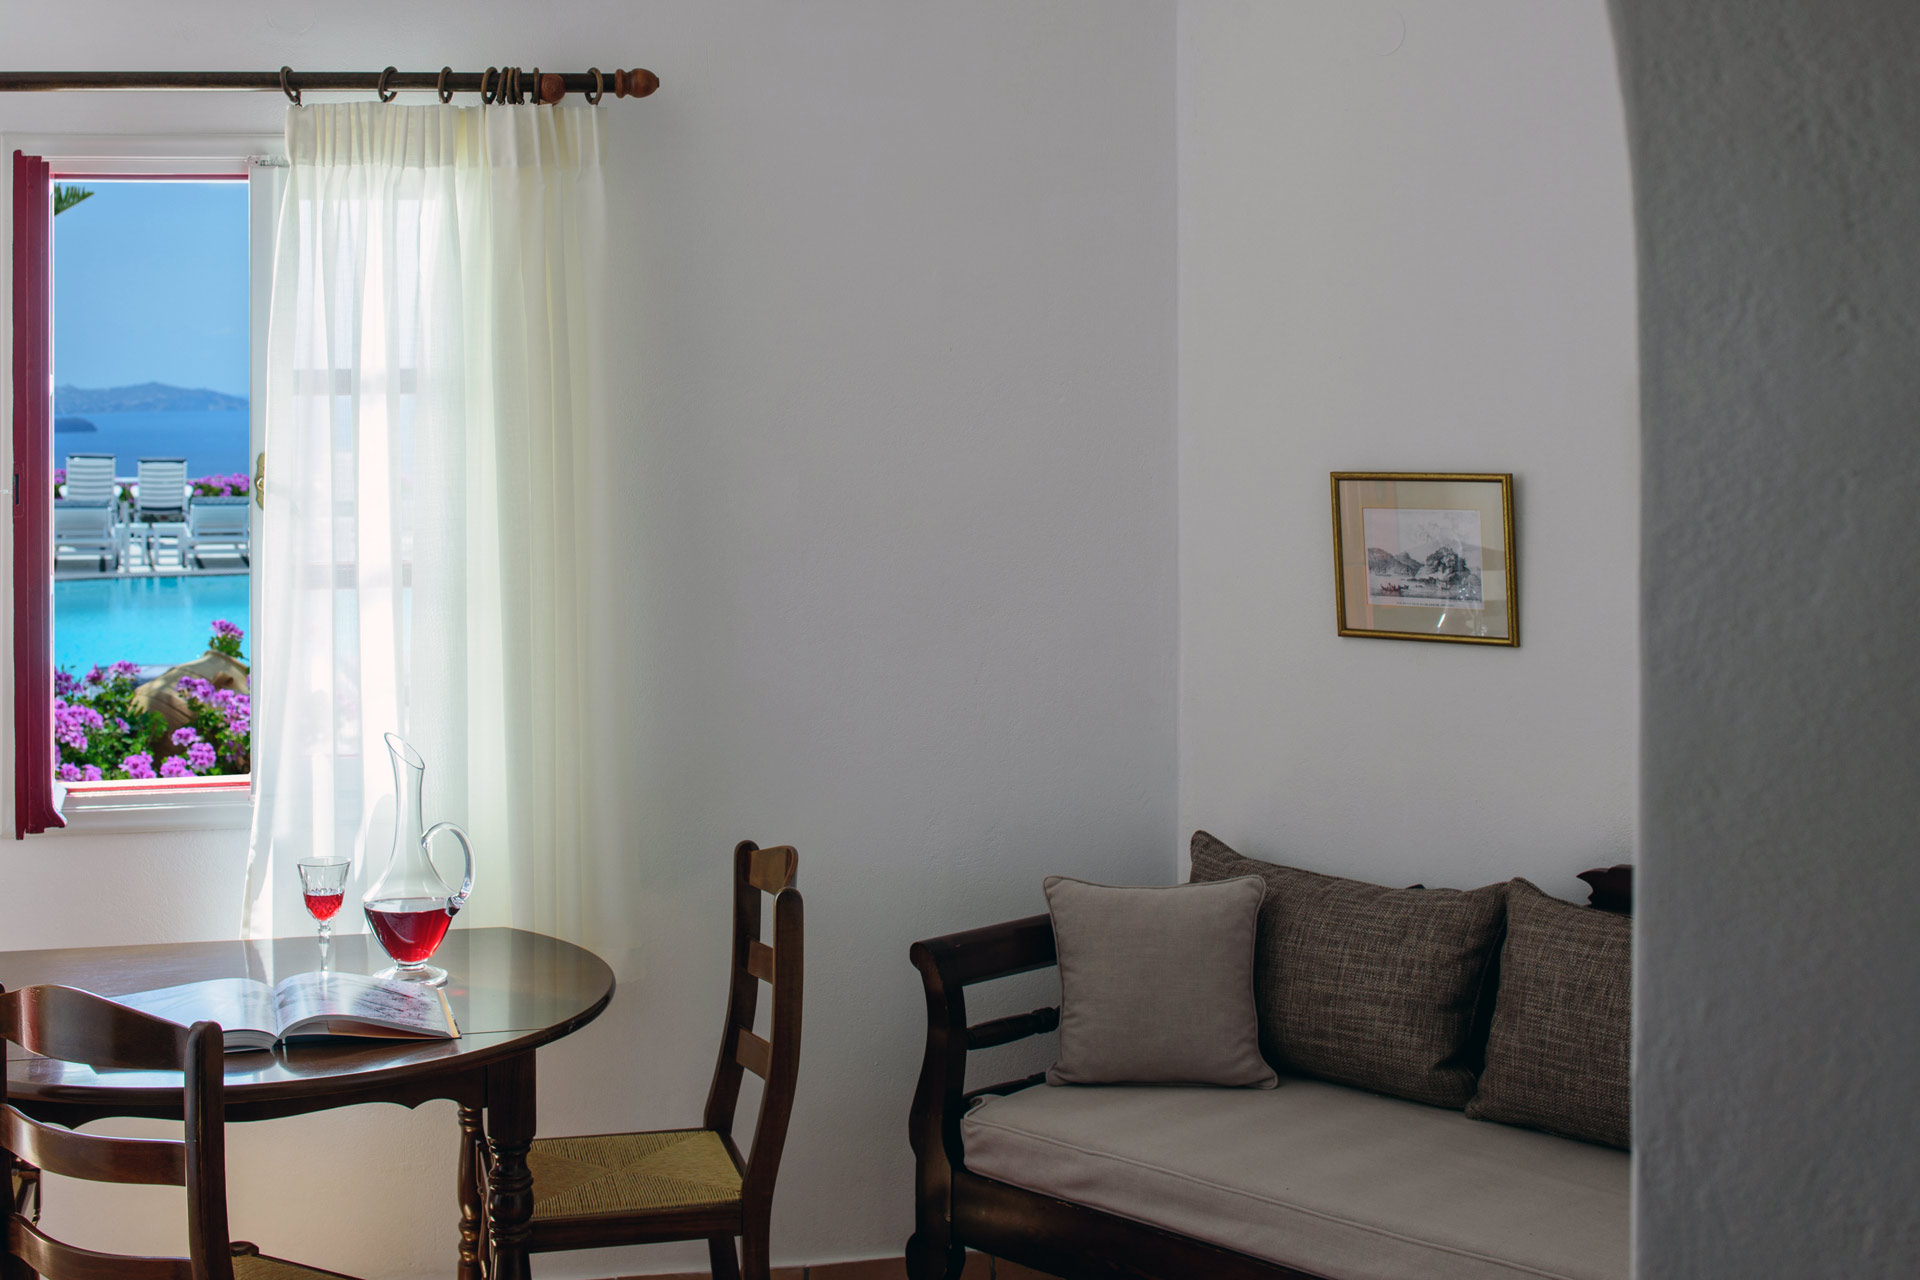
[
  {"left": 530, "top": 1127, "right": 744, "bottom": 1220},
  {"left": 232, "top": 1245, "right": 362, "bottom": 1279}
]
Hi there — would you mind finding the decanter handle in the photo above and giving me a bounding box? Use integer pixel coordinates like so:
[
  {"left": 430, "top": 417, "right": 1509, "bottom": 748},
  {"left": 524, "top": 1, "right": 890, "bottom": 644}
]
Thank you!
[{"left": 423, "top": 821, "right": 475, "bottom": 912}]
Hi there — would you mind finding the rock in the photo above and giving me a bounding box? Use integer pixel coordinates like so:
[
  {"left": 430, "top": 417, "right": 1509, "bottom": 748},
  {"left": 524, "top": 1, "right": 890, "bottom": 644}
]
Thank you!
[
  {"left": 1366, "top": 547, "right": 1423, "bottom": 578},
  {"left": 1414, "top": 546, "right": 1476, "bottom": 588},
  {"left": 132, "top": 650, "right": 250, "bottom": 736}
]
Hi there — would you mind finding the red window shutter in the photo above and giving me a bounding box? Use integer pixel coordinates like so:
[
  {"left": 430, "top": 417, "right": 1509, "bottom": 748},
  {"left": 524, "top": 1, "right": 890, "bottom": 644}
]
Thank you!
[{"left": 12, "top": 152, "right": 63, "bottom": 836}]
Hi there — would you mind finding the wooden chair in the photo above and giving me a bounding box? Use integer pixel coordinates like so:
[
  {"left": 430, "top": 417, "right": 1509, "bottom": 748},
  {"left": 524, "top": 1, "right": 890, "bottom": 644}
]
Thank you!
[
  {"left": 0, "top": 983, "right": 361, "bottom": 1280},
  {"left": 502, "top": 841, "right": 805, "bottom": 1279}
]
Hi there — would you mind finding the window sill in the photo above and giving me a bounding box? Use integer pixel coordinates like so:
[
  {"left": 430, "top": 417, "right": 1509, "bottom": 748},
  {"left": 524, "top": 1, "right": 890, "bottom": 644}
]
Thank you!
[{"left": 53, "top": 777, "right": 252, "bottom": 835}]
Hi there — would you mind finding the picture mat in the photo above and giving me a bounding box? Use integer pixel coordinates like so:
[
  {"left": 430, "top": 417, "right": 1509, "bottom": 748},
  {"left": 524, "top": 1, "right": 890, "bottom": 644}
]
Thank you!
[{"left": 1335, "top": 476, "right": 1512, "bottom": 641}]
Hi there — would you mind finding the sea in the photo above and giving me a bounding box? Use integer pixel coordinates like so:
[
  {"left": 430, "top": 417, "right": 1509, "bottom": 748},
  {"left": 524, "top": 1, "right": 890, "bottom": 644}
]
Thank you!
[{"left": 55, "top": 408, "right": 250, "bottom": 480}]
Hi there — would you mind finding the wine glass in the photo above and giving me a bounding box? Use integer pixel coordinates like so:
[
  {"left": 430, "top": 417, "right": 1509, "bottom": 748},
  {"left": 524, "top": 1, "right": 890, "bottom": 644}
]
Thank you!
[{"left": 297, "top": 858, "right": 352, "bottom": 960}]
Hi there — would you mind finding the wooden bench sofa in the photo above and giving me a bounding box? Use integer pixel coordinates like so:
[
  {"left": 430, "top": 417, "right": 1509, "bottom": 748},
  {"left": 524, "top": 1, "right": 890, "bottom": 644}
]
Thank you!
[{"left": 905, "top": 842, "right": 1632, "bottom": 1280}]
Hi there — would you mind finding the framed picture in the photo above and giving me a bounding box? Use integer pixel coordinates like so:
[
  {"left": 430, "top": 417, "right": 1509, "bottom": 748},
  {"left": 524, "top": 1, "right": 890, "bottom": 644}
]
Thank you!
[{"left": 1330, "top": 472, "right": 1517, "bottom": 646}]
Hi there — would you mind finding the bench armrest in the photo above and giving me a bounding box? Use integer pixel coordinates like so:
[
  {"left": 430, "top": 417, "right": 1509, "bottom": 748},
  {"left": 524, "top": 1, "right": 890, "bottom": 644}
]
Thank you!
[{"left": 908, "top": 914, "right": 1059, "bottom": 1245}]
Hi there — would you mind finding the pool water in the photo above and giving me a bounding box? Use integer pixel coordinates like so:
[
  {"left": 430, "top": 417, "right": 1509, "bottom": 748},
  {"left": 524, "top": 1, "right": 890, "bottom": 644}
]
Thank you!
[{"left": 54, "top": 575, "right": 250, "bottom": 675}]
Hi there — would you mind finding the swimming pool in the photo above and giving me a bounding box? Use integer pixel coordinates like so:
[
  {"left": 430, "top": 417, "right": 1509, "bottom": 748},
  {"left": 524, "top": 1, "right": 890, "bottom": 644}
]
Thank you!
[{"left": 54, "top": 575, "right": 250, "bottom": 675}]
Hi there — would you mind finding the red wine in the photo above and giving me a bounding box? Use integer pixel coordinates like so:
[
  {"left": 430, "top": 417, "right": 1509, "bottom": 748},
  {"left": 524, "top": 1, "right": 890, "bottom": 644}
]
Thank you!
[
  {"left": 303, "top": 891, "right": 344, "bottom": 921},
  {"left": 365, "top": 897, "right": 456, "bottom": 964}
]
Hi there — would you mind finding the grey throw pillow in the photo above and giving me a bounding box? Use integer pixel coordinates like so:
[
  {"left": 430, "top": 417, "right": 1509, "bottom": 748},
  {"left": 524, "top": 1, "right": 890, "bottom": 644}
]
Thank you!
[
  {"left": 1466, "top": 878, "right": 1632, "bottom": 1148},
  {"left": 1189, "top": 830, "right": 1506, "bottom": 1108},
  {"left": 1044, "top": 875, "right": 1276, "bottom": 1088}
]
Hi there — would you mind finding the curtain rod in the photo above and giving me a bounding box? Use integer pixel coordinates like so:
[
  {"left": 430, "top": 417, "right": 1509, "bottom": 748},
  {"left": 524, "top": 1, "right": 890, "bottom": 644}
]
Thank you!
[{"left": 0, "top": 67, "right": 658, "bottom": 105}]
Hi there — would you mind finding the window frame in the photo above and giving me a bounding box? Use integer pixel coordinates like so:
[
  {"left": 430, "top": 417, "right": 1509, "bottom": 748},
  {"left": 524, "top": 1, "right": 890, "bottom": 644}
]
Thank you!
[{"left": 5, "top": 133, "right": 281, "bottom": 836}]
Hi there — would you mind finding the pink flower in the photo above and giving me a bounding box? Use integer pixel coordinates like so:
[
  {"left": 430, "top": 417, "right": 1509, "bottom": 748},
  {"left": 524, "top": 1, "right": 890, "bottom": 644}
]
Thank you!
[
  {"left": 172, "top": 726, "right": 201, "bottom": 748},
  {"left": 82, "top": 764, "right": 102, "bottom": 781},
  {"left": 58, "top": 763, "right": 83, "bottom": 782},
  {"left": 186, "top": 741, "right": 217, "bottom": 772},
  {"left": 122, "top": 752, "right": 156, "bottom": 780},
  {"left": 159, "top": 757, "right": 191, "bottom": 778}
]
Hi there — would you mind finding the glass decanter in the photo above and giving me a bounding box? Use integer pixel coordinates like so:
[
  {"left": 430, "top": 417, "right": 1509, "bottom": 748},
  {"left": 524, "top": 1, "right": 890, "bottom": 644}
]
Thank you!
[{"left": 362, "top": 732, "right": 473, "bottom": 986}]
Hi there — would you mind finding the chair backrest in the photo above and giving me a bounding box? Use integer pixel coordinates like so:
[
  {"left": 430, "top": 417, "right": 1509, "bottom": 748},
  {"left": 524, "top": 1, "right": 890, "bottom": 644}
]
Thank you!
[
  {"left": 61, "top": 453, "right": 117, "bottom": 505},
  {"left": 703, "top": 841, "right": 804, "bottom": 1219},
  {"left": 136, "top": 458, "right": 189, "bottom": 517},
  {"left": 0, "top": 985, "right": 233, "bottom": 1280}
]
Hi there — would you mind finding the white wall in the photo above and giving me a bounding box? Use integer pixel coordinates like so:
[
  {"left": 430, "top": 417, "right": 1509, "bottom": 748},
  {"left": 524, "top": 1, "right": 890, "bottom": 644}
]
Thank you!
[
  {"left": 1176, "top": 1, "right": 1638, "bottom": 897},
  {"left": 1611, "top": 1, "right": 1920, "bottom": 1274},
  {"left": 1, "top": 2, "right": 1177, "bottom": 1275}
]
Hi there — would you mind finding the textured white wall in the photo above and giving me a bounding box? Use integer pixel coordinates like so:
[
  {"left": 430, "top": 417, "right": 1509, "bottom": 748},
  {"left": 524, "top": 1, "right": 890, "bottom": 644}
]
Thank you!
[
  {"left": 1611, "top": 2, "right": 1920, "bottom": 1275},
  {"left": 1176, "top": 1, "right": 1638, "bottom": 897},
  {"left": 0, "top": 2, "right": 1177, "bottom": 1275}
]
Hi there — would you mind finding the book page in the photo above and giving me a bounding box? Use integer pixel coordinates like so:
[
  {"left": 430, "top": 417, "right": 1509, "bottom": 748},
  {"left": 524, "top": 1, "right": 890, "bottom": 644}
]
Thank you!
[
  {"left": 115, "top": 978, "right": 279, "bottom": 1041},
  {"left": 271, "top": 971, "right": 457, "bottom": 1039}
]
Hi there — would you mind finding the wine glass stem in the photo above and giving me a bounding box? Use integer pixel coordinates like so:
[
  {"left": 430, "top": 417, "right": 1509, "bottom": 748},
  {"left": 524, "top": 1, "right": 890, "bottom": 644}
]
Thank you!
[{"left": 318, "top": 919, "right": 332, "bottom": 941}]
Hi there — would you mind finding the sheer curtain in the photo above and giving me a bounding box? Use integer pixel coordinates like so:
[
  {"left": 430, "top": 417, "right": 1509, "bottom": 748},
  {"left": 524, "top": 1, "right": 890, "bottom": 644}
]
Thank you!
[{"left": 243, "top": 102, "right": 608, "bottom": 947}]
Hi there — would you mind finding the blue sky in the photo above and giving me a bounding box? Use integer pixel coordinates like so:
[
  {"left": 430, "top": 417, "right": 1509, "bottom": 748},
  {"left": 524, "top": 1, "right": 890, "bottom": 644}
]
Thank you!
[{"left": 53, "top": 180, "right": 250, "bottom": 398}]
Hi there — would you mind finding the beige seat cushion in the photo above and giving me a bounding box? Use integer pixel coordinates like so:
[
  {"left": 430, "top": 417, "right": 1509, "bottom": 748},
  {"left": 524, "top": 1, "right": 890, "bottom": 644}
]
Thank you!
[
  {"left": 962, "top": 1078, "right": 1628, "bottom": 1280},
  {"left": 529, "top": 1128, "right": 742, "bottom": 1220}
]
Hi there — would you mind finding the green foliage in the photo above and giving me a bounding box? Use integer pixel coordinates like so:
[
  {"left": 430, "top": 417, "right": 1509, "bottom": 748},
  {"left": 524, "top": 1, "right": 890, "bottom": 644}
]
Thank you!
[
  {"left": 53, "top": 663, "right": 166, "bottom": 781},
  {"left": 209, "top": 618, "right": 245, "bottom": 659},
  {"left": 52, "top": 185, "right": 94, "bottom": 216}
]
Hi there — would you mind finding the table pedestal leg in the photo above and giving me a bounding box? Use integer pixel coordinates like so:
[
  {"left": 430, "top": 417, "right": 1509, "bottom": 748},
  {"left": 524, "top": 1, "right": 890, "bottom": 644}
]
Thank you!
[
  {"left": 486, "top": 1054, "right": 537, "bottom": 1280},
  {"left": 457, "top": 1103, "right": 486, "bottom": 1280}
]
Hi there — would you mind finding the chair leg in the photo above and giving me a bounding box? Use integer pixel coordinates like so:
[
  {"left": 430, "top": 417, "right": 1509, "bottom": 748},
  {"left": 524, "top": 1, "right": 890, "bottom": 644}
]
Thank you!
[{"left": 707, "top": 1234, "right": 742, "bottom": 1280}]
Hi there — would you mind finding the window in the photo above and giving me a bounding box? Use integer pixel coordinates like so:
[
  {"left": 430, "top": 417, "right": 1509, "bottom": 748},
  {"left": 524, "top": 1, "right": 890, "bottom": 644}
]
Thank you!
[{"left": 10, "top": 139, "right": 282, "bottom": 834}]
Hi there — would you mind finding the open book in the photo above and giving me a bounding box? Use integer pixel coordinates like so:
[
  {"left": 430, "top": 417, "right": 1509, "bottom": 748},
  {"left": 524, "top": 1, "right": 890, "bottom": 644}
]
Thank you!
[{"left": 115, "top": 972, "right": 459, "bottom": 1053}]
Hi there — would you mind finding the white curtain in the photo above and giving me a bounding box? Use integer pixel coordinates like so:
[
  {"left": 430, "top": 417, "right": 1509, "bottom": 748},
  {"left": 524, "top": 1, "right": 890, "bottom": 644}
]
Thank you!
[{"left": 244, "top": 103, "right": 606, "bottom": 948}]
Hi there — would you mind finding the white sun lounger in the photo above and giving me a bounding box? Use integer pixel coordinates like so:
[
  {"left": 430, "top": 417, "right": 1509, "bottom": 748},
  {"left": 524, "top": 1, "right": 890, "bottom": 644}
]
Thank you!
[
  {"left": 54, "top": 452, "right": 121, "bottom": 570},
  {"left": 135, "top": 457, "right": 190, "bottom": 569}
]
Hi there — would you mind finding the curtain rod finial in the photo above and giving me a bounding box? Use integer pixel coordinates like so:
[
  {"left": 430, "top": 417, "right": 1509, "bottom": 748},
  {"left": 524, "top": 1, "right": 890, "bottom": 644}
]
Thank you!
[{"left": 615, "top": 69, "right": 659, "bottom": 99}]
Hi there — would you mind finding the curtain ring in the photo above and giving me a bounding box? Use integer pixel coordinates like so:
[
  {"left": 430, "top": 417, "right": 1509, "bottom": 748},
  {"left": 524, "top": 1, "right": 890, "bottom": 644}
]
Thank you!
[
  {"left": 437, "top": 66, "right": 454, "bottom": 104},
  {"left": 280, "top": 66, "right": 301, "bottom": 106},
  {"left": 507, "top": 66, "right": 522, "bottom": 105},
  {"left": 585, "top": 67, "right": 603, "bottom": 106},
  {"left": 376, "top": 66, "right": 399, "bottom": 103},
  {"left": 479, "top": 66, "right": 498, "bottom": 104},
  {"left": 528, "top": 67, "right": 541, "bottom": 104}
]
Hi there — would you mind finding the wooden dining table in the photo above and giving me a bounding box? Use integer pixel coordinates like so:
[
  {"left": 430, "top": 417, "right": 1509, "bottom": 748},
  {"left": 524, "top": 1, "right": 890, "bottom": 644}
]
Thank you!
[{"left": 0, "top": 926, "right": 615, "bottom": 1280}]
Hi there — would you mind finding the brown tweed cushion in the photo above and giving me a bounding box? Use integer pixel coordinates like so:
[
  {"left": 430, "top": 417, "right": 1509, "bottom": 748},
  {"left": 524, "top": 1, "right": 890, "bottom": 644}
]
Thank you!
[
  {"left": 1189, "top": 830, "right": 1506, "bottom": 1108},
  {"left": 1466, "top": 878, "right": 1631, "bottom": 1148}
]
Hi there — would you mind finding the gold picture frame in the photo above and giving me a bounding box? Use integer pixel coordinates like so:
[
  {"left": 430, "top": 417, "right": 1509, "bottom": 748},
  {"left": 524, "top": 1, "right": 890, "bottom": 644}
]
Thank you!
[{"left": 1330, "top": 472, "right": 1518, "bottom": 646}]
